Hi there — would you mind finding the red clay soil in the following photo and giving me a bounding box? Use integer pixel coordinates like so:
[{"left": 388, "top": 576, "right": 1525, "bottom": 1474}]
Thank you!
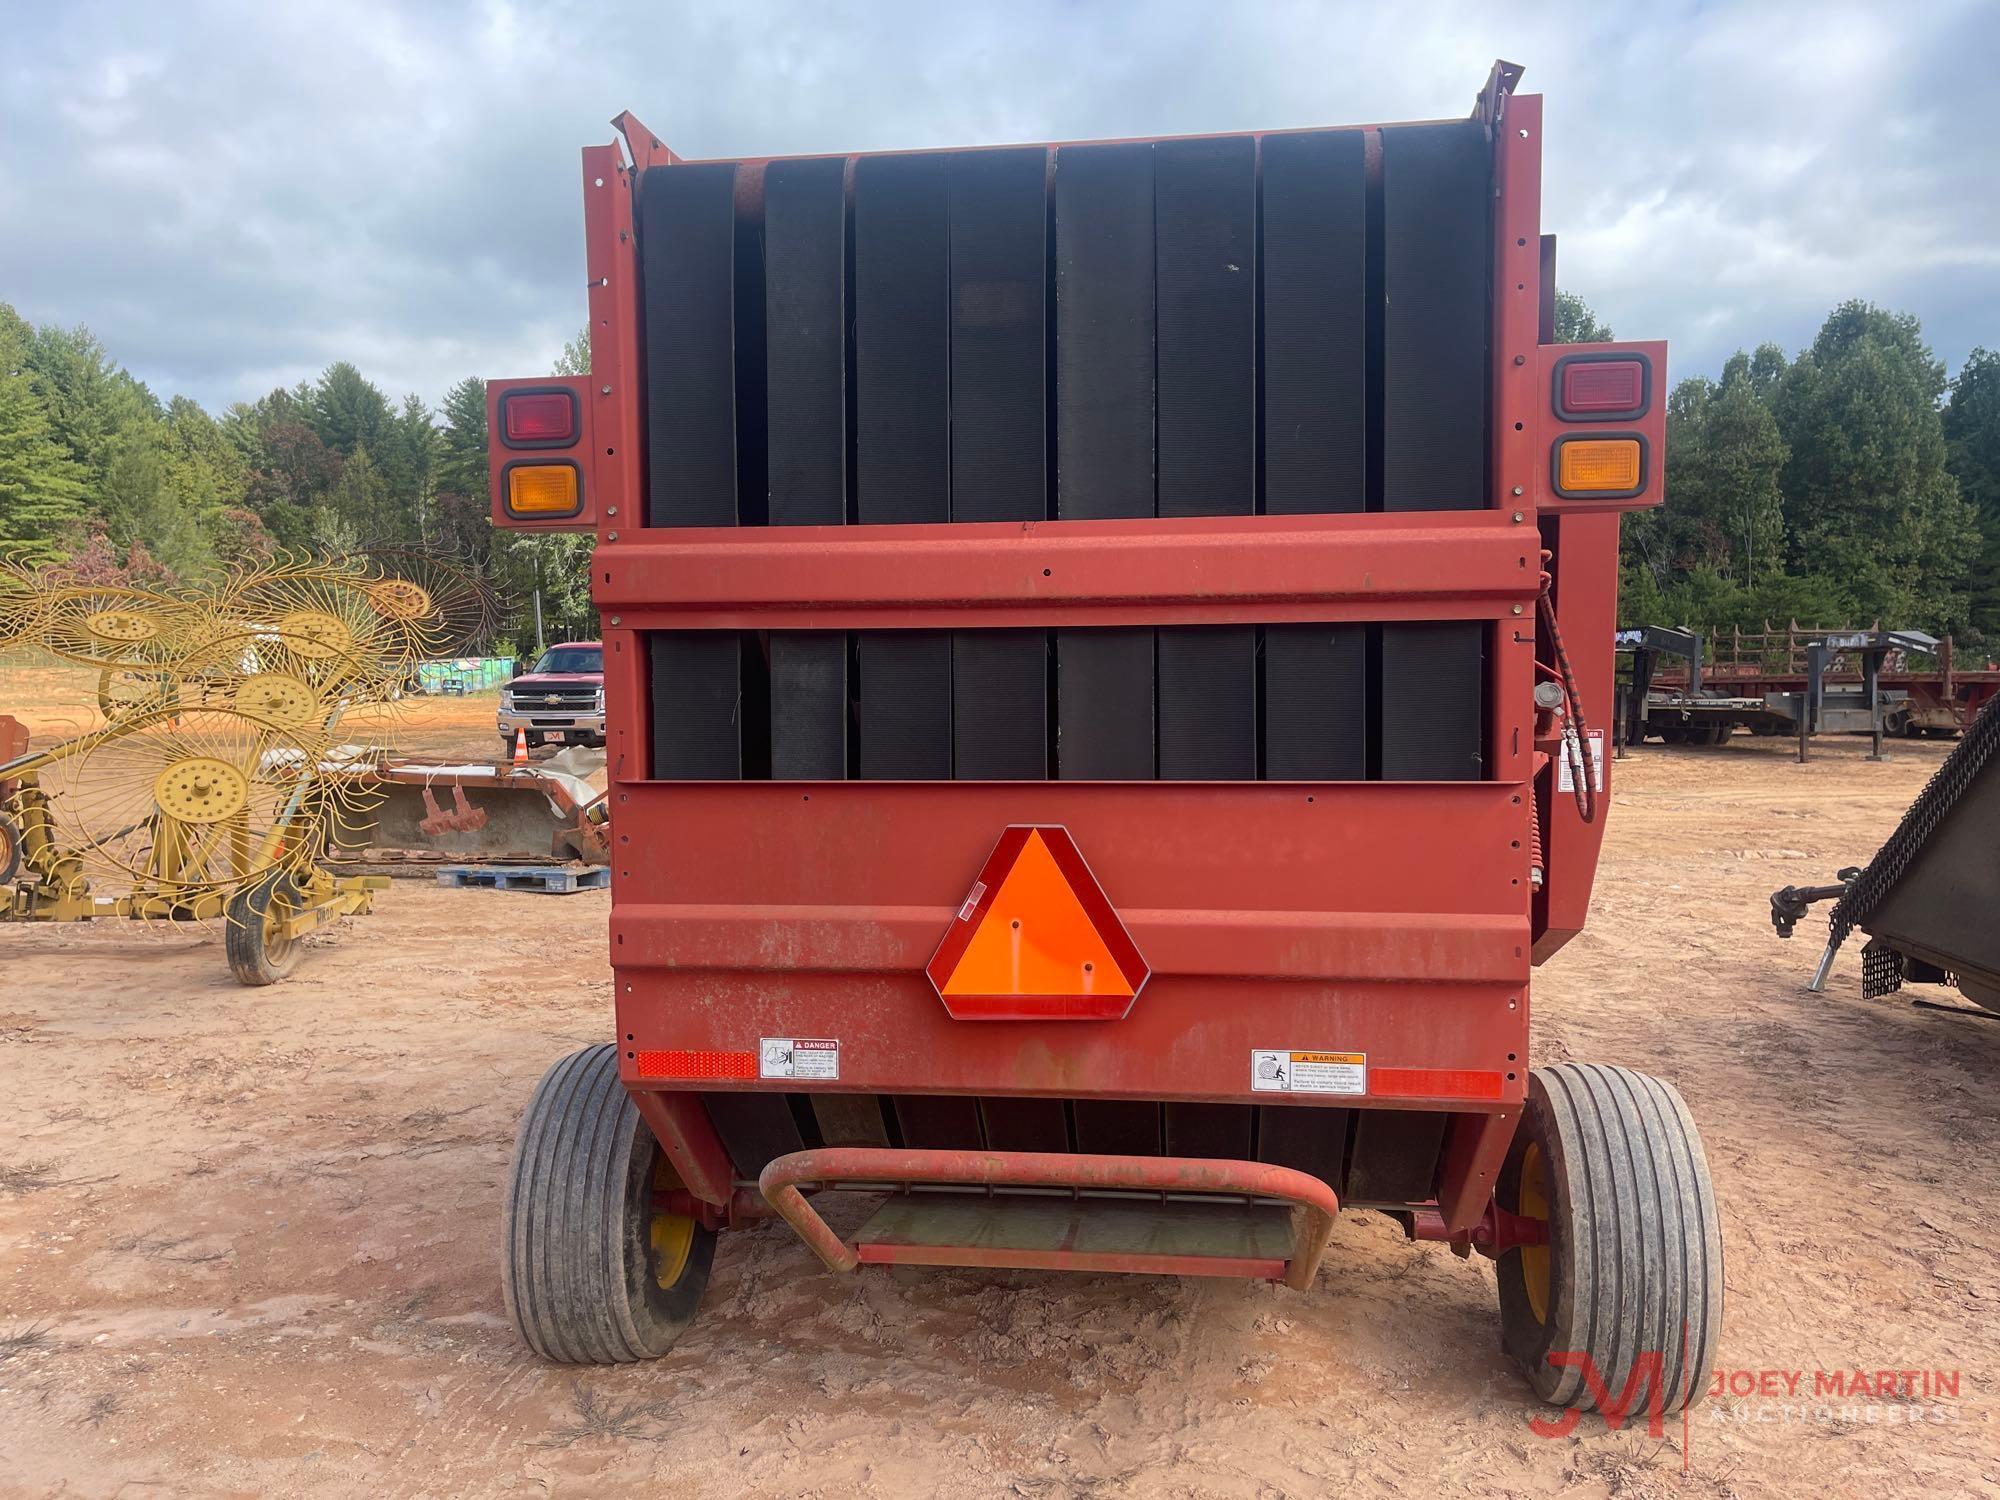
[{"left": 1, "top": 715, "right": 1996, "bottom": 1496}]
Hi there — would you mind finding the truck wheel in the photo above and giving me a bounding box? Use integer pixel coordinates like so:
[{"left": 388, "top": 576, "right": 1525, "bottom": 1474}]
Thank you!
[
  {"left": 225, "top": 869, "right": 304, "bottom": 986},
  {"left": 1496, "top": 1063, "right": 1722, "bottom": 1414},
  {"left": 503, "top": 1044, "right": 716, "bottom": 1363}
]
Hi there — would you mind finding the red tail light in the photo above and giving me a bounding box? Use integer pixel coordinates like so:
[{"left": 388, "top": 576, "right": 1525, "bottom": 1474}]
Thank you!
[
  {"left": 1553, "top": 354, "right": 1649, "bottom": 420},
  {"left": 500, "top": 389, "right": 579, "bottom": 447}
]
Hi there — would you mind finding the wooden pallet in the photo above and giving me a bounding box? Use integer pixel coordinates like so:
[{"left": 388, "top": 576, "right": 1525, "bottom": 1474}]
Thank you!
[{"left": 434, "top": 864, "right": 609, "bottom": 894}]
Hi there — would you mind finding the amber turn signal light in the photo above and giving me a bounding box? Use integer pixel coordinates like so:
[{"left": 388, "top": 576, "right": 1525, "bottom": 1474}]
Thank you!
[
  {"left": 505, "top": 462, "right": 581, "bottom": 517},
  {"left": 1553, "top": 437, "right": 1643, "bottom": 497}
]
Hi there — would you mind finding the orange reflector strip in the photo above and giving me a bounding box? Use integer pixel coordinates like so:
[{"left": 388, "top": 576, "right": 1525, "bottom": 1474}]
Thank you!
[
  {"left": 1555, "top": 438, "right": 1641, "bottom": 493},
  {"left": 1369, "top": 1067, "right": 1509, "bottom": 1100},
  {"left": 636, "top": 1048, "right": 755, "bottom": 1080},
  {"left": 506, "top": 463, "right": 580, "bottom": 515}
]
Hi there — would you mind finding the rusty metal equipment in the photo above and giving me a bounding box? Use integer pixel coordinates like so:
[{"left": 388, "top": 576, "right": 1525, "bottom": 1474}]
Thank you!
[
  {"left": 322, "top": 759, "right": 607, "bottom": 867},
  {"left": 1772, "top": 695, "right": 2000, "bottom": 1011},
  {"left": 486, "top": 61, "right": 1723, "bottom": 1412}
]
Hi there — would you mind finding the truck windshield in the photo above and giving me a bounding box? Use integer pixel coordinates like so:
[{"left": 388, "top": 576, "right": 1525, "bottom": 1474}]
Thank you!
[{"left": 532, "top": 647, "right": 602, "bottom": 675}]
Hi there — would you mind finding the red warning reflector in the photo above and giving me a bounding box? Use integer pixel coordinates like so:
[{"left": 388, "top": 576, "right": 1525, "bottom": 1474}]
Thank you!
[
  {"left": 636, "top": 1048, "right": 756, "bottom": 1080},
  {"left": 927, "top": 826, "right": 1149, "bottom": 1021},
  {"left": 1369, "top": 1067, "right": 1509, "bottom": 1101}
]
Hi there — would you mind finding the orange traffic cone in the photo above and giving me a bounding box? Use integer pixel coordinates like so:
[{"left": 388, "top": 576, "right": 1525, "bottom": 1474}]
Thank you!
[{"left": 512, "top": 727, "right": 529, "bottom": 769}]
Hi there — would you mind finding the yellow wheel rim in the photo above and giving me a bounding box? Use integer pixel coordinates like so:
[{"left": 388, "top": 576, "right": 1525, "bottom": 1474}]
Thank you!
[
  {"left": 276, "top": 610, "right": 354, "bottom": 660},
  {"left": 649, "top": 1157, "right": 696, "bottom": 1289},
  {"left": 152, "top": 757, "right": 250, "bottom": 825},
  {"left": 86, "top": 608, "right": 161, "bottom": 643},
  {"left": 366, "top": 579, "right": 433, "bottom": 621},
  {"left": 1518, "top": 1141, "right": 1552, "bottom": 1323},
  {"left": 234, "top": 672, "right": 321, "bottom": 727}
]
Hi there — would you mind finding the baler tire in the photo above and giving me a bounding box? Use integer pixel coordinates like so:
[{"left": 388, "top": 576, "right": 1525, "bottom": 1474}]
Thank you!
[
  {"left": 1496, "top": 1063, "right": 1722, "bottom": 1415},
  {"left": 225, "top": 870, "right": 304, "bottom": 986},
  {"left": 503, "top": 1044, "right": 716, "bottom": 1363}
]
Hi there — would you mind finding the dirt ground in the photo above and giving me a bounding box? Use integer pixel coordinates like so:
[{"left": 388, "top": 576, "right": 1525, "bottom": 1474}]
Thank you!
[{"left": 3, "top": 688, "right": 1998, "bottom": 1497}]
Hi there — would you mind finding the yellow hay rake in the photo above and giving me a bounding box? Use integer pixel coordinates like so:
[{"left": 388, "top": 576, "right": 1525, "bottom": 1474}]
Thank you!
[{"left": 0, "top": 549, "right": 498, "bottom": 984}]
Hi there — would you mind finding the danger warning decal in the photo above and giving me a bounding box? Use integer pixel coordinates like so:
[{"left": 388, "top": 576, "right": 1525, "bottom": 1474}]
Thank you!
[
  {"left": 1251, "top": 1050, "right": 1367, "bottom": 1096},
  {"left": 759, "top": 1038, "right": 839, "bottom": 1081}
]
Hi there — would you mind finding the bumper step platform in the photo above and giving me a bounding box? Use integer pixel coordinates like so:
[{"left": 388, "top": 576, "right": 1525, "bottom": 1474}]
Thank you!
[
  {"left": 759, "top": 1146, "right": 1341, "bottom": 1289},
  {"left": 851, "top": 1191, "right": 1298, "bottom": 1280}
]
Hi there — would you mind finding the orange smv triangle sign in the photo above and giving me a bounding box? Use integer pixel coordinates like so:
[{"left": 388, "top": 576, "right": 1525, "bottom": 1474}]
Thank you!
[{"left": 927, "top": 826, "right": 1149, "bottom": 1021}]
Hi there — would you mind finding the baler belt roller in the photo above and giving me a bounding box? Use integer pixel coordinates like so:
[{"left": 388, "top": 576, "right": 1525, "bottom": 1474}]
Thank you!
[{"left": 759, "top": 1146, "right": 1341, "bottom": 1290}]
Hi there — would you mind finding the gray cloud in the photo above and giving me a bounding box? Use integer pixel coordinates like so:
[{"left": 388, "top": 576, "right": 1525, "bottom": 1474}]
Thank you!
[{"left": 4, "top": 0, "right": 1995, "bottom": 414}]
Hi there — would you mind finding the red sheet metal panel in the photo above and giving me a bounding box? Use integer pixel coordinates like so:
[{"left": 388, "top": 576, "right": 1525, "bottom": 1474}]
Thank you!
[{"left": 595, "top": 511, "right": 1535, "bottom": 630}]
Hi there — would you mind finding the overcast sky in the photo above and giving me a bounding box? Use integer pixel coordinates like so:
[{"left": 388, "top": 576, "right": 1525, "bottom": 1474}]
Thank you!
[{"left": 4, "top": 0, "right": 1995, "bottom": 416}]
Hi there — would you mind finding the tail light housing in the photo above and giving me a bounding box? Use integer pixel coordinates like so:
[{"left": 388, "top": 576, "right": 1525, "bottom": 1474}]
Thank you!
[
  {"left": 1535, "top": 342, "right": 1665, "bottom": 511},
  {"left": 487, "top": 375, "right": 597, "bottom": 531}
]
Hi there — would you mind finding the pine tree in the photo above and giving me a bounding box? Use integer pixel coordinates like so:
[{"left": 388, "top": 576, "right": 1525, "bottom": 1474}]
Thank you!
[{"left": 0, "top": 368, "right": 89, "bottom": 559}]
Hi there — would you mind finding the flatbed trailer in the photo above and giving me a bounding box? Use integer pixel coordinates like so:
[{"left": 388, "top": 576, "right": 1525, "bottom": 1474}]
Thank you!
[
  {"left": 1617, "top": 624, "right": 1985, "bottom": 757},
  {"left": 481, "top": 60, "right": 1721, "bottom": 1415}
]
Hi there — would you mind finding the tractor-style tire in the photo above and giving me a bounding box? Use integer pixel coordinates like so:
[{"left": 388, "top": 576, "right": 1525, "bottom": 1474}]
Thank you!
[
  {"left": 503, "top": 1044, "right": 716, "bottom": 1363},
  {"left": 0, "top": 811, "right": 20, "bottom": 886},
  {"left": 1496, "top": 1063, "right": 1722, "bottom": 1415},
  {"left": 225, "top": 870, "right": 304, "bottom": 986}
]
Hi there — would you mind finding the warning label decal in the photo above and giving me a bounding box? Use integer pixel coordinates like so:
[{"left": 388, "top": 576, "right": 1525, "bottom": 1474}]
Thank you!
[
  {"left": 1251, "top": 1050, "right": 1367, "bottom": 1096},
  {"left": 759, "top": 1037, "right": 840, "bottom": 1081},
  {"left": 1556, "top": 729, "right": 1606, "bottom": 794}
]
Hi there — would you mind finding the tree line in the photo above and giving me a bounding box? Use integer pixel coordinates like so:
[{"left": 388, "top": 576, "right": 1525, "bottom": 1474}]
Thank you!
[
  {"left": 0, "top": 304, "right": 591, "bottom": 657},
  {"left": 1556, "top": 292, "right": 2000, "bottom": 646},
  {"left": 5, "top": 294, "right": 1999, "bottom": 653}
]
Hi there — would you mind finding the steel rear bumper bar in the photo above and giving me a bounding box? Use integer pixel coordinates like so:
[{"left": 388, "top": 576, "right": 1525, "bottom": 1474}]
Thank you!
[{"left": 758, "top": 1146, "right": 1342, "bottom": 1291}]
